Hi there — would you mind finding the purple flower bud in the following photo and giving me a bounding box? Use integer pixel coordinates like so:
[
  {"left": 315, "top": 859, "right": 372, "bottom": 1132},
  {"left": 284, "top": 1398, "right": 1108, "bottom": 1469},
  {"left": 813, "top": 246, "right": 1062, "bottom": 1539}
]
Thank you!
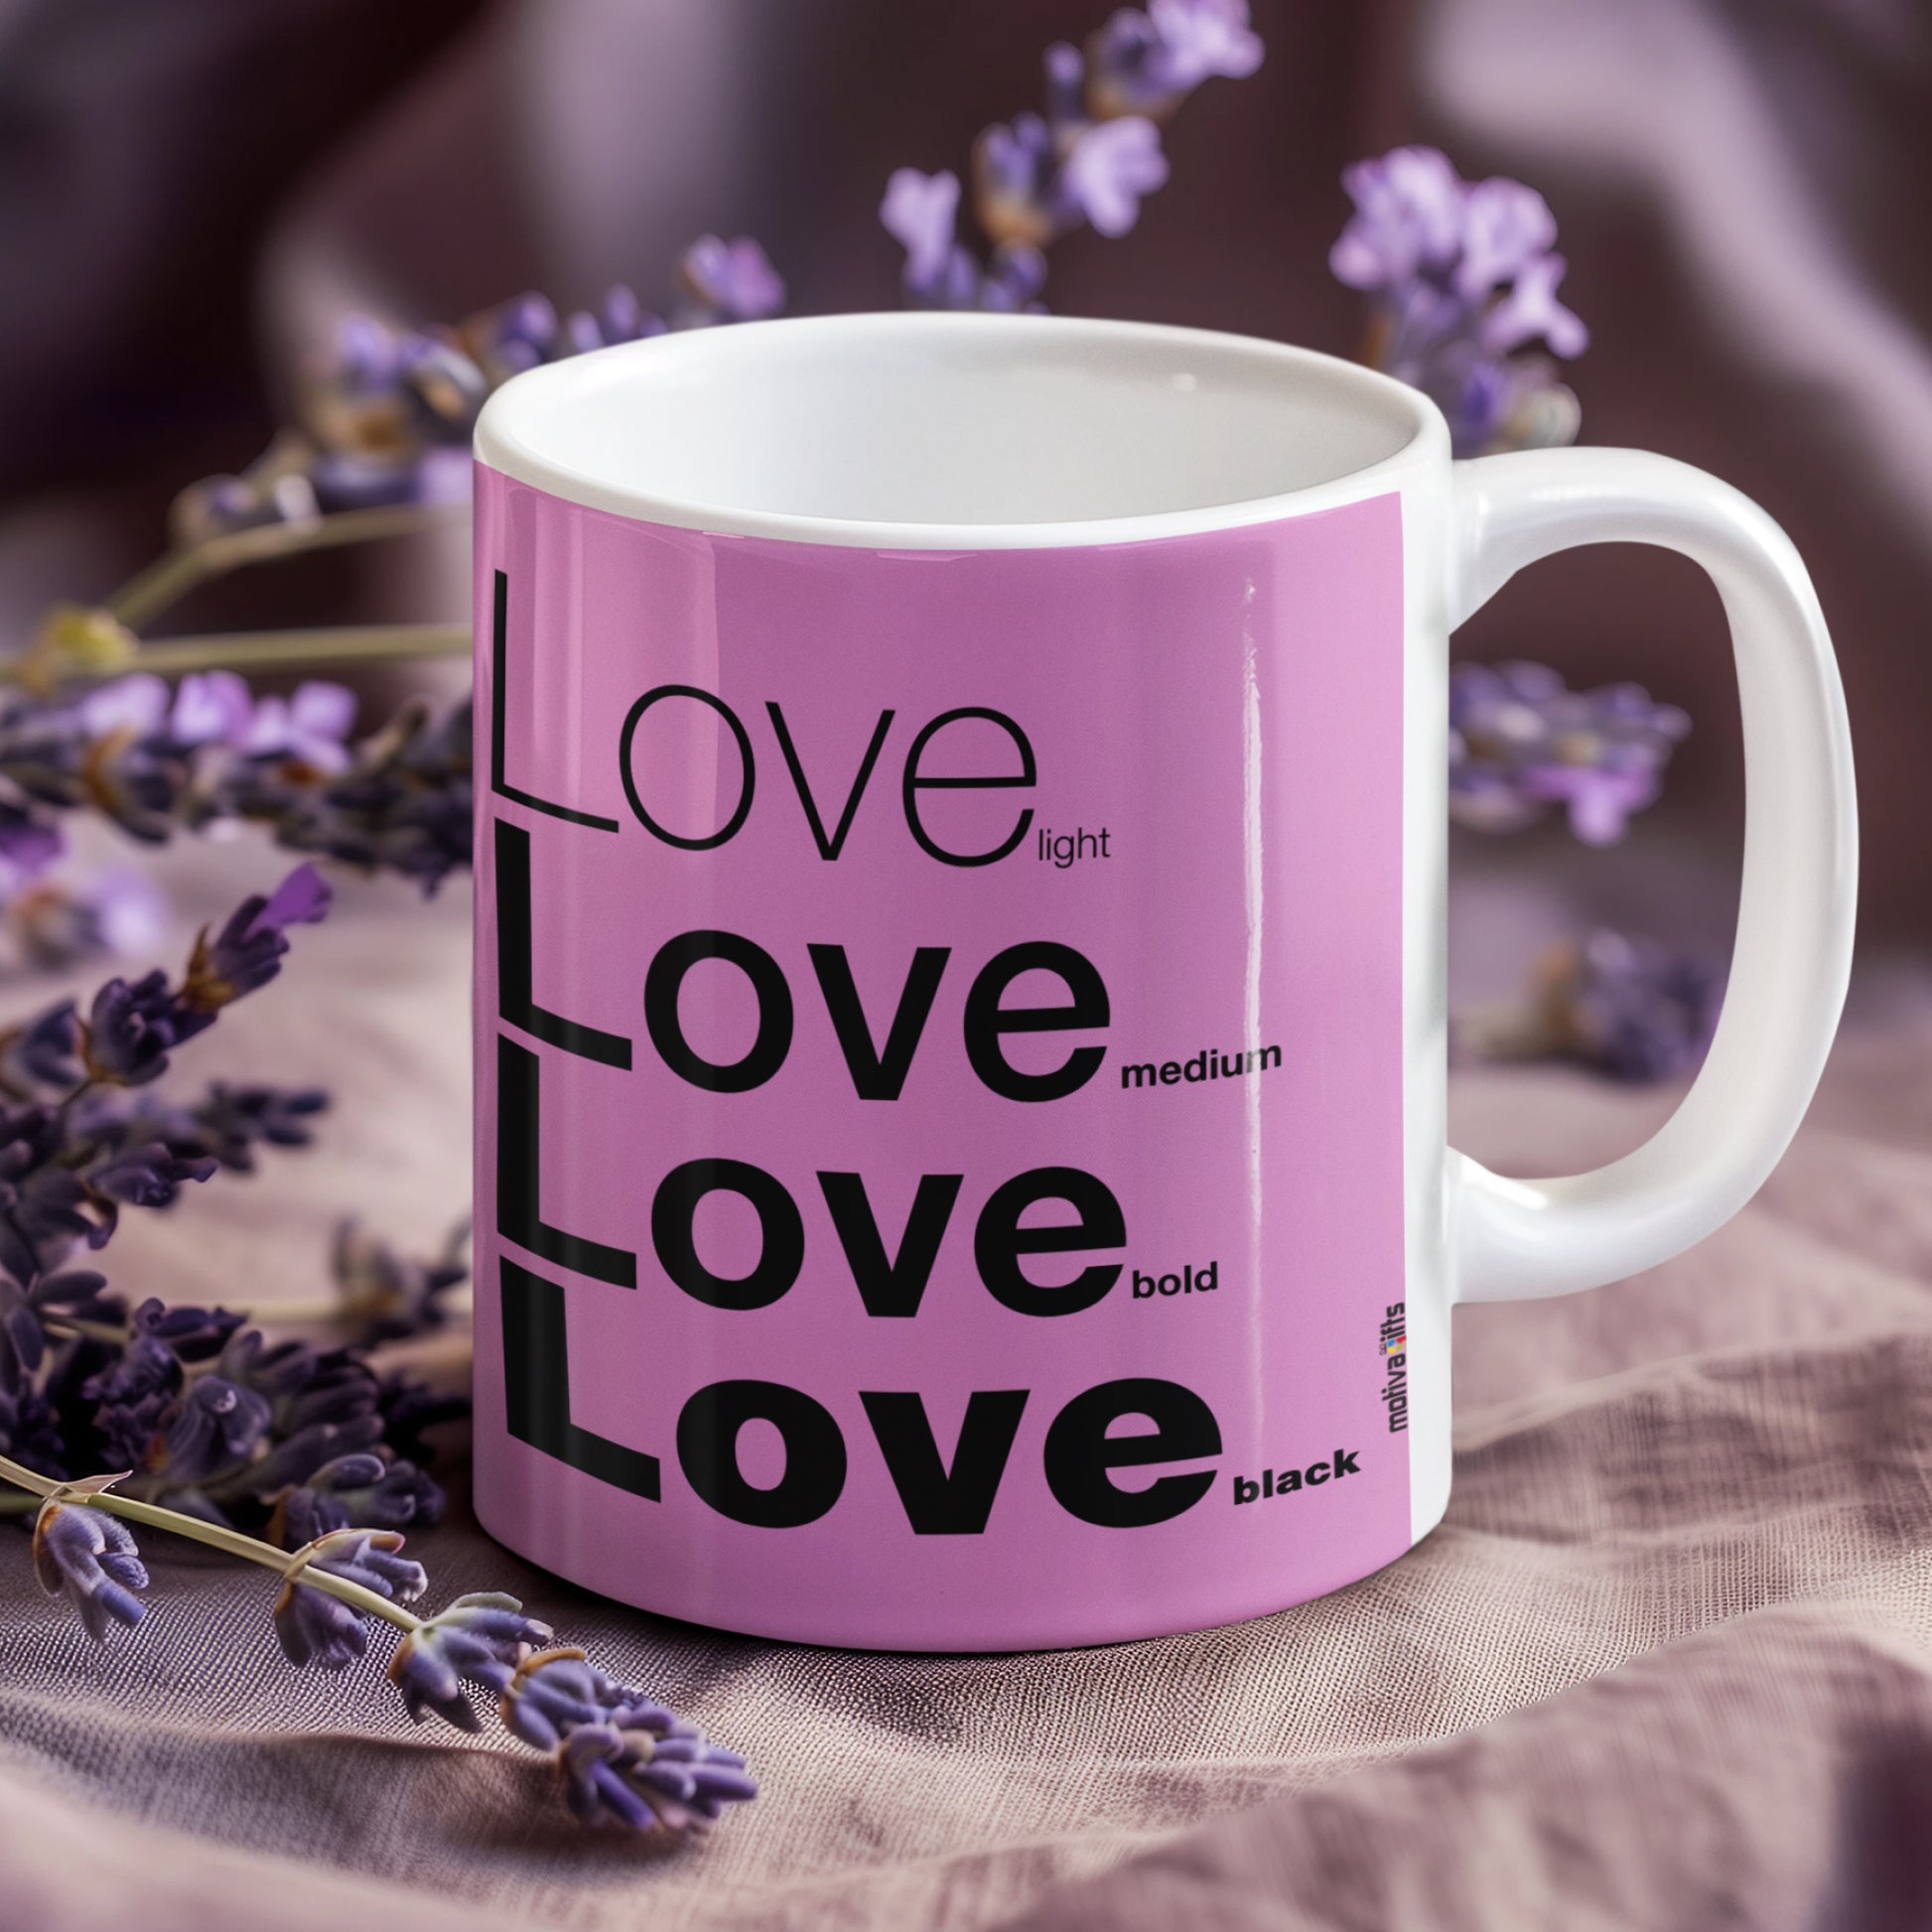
[
  {"left": 881, "top": 168, "right": 963, "bottom": 290},
  {"left": 558, "top": 1723, "right": 757, "bottom": 1835},
  {"left": 155, "top": 1376, "right": 271, "bottom": 1485},
  {"left": 1551, "top": 930, "right": 1725, "bottom": 1082},
  {"left": 273, "top": 1527, "right": 426, "bottom": 1671},
  {"left": 1058, "top": 114, "right": 1168, "bottom": 237},
  {"left": 273, "top": 1448, "right": 441, "bottom": 1546},
  {"left": 239, "top": 684, "right": 356, "bottom": 774},
  {"left": 387, "top": 1591, "right": 552, "bottom": 1729},
  {"left": 1087, "top": 0, "right": 1262, "bottom": 118},
  {"left": 180, "top": 864, "right": 331, "bottom": 1017},
  {"left": 47, "top": 867, "right": 170, "bottom": 968},
  {"left": 0, "top": 800, "right": 63, "bottom": 892},
  {"left": 499, "top": 1647, "right": 675, "bottom": 1752},
  {"left": 1480, "top": 250, "right": 1587, "bottom": 359},
  {"left": 1331, "top": 146, "right": 1466, "bottom": 291},
  {"left": 129, "top": 1296, "right": 246, "bottom": 1363},
  {"left": 1449, "top": 660, "right": 1686, "bottom": 843},
  {"left": 1453, "top": 176, "right": 1559, "bottom": 302},
  {"left": 77, "top": 675, "right": 171, "bottom": 743},
  {"left": 330, "top": 1219, "right": 469, "bottom": 1345},
  {"left": 973, "top": 112, "right": 1061, "bottom": 248},
  {"left": 2, "top": 1001, "right": 81, "bottom": 1089},
  {"left": 675, "top": 236, "right": 785, "bottom": 324},
  {"left": 1333, "top": 147, "right": 1588, "bottom": 457},
  {"left": 169, "top": 671, "right": 255, "bottom": 749},
  {"left": 982, "top": 243, "right": 1048, "bottom": 313},
  {"left": 82, "top": 969, "right": 203, "bottom": 1087},
  {"left": 33, "top": 1496, "right": 147, "bottom": 1641},
  {"left": 82, "top": 1332, "right": 181, "bottom": 1467},
  {"left": 84, "top": 1142, "right": 219, "bottom": 1209}
]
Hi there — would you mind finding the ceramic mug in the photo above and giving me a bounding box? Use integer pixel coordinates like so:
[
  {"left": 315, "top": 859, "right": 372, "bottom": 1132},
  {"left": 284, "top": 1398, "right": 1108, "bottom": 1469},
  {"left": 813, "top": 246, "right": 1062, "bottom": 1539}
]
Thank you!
[{"left": 470, "top": 313, "right": 1855, "bottom": 1651}]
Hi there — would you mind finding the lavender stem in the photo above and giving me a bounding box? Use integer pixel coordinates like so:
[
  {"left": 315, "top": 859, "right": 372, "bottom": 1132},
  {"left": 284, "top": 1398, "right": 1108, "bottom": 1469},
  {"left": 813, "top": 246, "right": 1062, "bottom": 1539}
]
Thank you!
[
  {"left": 0, "top": 1450, "right": 424, "bottom": 1635},
  {"left": 101, "top": 505, "right": 469, "bottom": 634}
]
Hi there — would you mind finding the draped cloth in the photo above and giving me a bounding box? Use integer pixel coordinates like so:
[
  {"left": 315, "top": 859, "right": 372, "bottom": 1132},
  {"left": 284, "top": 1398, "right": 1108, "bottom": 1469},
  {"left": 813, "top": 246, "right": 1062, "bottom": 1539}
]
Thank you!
[
  {"left": 3, "top": 849, "right": 1931, "bottom": 1930},
  {"left": 4, "top": 0, "right": 1930, "bottom": 1922}
]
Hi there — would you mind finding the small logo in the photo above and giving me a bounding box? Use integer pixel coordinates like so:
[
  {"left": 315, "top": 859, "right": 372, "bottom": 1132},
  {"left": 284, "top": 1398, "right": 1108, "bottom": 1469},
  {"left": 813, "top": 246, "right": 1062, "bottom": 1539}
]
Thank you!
[{"left": 1379, "top": 1302, "right": 1409, "bottom": 1434}]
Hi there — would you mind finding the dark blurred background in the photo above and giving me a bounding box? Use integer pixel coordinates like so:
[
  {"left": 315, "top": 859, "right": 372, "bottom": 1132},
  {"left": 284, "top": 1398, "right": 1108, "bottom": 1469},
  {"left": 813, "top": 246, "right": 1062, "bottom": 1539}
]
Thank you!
[{"left": 2, "top": 0, "right": 1926, "bottom": 953}]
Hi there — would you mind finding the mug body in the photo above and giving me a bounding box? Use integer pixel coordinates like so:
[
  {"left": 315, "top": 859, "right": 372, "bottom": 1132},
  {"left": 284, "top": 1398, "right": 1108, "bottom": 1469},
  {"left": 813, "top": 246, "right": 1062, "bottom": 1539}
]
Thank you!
[{"left": 472, "top": 313, "right": 1453, "bottom": 1650}]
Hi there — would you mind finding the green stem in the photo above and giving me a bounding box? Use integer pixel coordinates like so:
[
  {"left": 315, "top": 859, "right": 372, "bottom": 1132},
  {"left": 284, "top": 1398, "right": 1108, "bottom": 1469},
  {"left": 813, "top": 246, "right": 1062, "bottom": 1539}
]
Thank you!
[
  {"left": 106, "top": 623, "right": 470, "bottom": 679},
  {"left": 0, "top": 1450, "right": 422, "bottom": 1634},
  {"left": 101, "top": 505, "right": 469, "bottom": 634},
  {"left": 41, "top": 1315, "right": 127, "bottom": 1346},
  {"left": 0, "top": 623, "right": 470, "bottom": 689}
]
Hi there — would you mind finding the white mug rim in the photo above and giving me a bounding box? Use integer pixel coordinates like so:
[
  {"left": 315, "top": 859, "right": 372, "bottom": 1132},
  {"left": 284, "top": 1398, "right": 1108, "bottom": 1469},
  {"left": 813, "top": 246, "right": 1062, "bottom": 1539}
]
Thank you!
[{"left": 474, "top": 310, "right": 1449, "bottom": 551}]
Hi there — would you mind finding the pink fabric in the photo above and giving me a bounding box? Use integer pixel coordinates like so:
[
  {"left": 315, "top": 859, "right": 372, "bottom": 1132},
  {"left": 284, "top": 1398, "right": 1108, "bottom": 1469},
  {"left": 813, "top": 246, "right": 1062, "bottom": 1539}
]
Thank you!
[{"left": 4, "top": 845, "right": 1932, "bottom": 1928}]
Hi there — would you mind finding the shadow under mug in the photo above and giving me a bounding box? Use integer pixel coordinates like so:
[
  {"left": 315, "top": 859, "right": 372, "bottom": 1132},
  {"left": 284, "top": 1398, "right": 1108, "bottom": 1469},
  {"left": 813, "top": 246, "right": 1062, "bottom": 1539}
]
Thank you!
[{"left": 469, "top": 313, "right": 1855, "bottom": 1651}]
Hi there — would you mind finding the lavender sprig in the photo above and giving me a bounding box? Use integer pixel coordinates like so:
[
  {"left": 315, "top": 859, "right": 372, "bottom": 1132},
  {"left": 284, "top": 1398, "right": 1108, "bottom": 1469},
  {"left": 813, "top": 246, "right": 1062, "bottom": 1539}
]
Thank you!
[
  {"left": 0, "top": 870, "right": 464, "bottom": 1536},
  {"left": 0, "top": 680, "right": 474, "bottom": 923},
  {"left": 3, "top": 1452, "right": 754, "bottom": 1839},
  {"left": 172, "top": 236, "right": 784, "bottom": 548},
  {"left": 881, "top": 0, "right": 1260, "bottom": 311},
  {"left": 1332, "top": 145, "right": 1587, "bottom": 457},
  {"left": 1449, "top": 660, "right": 1688, "bottom": 846}
]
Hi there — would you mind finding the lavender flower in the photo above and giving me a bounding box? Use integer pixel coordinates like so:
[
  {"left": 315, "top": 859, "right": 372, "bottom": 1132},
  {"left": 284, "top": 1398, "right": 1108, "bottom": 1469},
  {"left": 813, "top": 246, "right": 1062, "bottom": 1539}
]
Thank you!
[
  {"left": 81, "top": 970, "right": 203, "bottom": 1087},
  {"left": 82, "top": 1329, "right": 181, "bottom": 1467},
  {"left": 0, "top": 1269, "right": 118, "bottom": 1393},
  {"left": 84, "top": 1142, "right": 220, "bottom": 1215},
  {"left": 881, "top": 169, "right": 1045, "bottom": 311},
  {"left": 32, "top": 1492, "right": 147, "bottom": 1640},
  {"left": 0, "top": 1003, "right": 81, "bottom": 1093},
  {"left": 157, "top": 1376, "right": 272, "bottom": 1485},
  {"left": 389, "top": 1592, "right": 553, "bottom": 1728},
  {"left": 500, "top": 1647, "right": 755, "bottom": 1829},
  {"left": 560, "top": 1723, "right": 758, "bottom": 1836},
  {"left": 887, "top": 4, "right": 1258, "bottom": 311},
  {"left": 272, "top": 1449, "right": 441, "bottom": 1546},
  {"left": 5, "top": 866, "right": 170, "bottom": 972},
  {"left": 674, "top": 236, "right": 786, "bottom": 326},
  {"left": 1333, "top": 146, "right": 1587, "bottom": 457},
  {"left": 251, "top": 694, "right": 474, "bottom": 894},
  {"left": 2, "top": 1437, "right": 756, "bottom": 1839},
  {"left": 0, "top": 801, "right": 62, "bottom": 893},
  {"left": 110, "top": 1081, "right": 330, "bottom": 1174},
  {"left": 2, "top": 670, "right": 476, "bottom": 901},
  {"left": 235, "top": 685, "right": 357, "bottom": 773},
  {"left": 273, "top": 1527, "right": 426, "bottom": 1671},
  {"left": 173, "top": 232, "right": 782, "bottom": 545},
  {"left": 1057, "top": 115, "right": 1169, "bottom": 236},
  {"left": 181, "top": 862, "right": 332, "bottom": 1013},
  {"left": 881, "top": 169, "right": 964, "bottom": 293},
  {"left": 1085, "top": 0, "right": 1263, "bottom": 118},
  {"left": 1449, "top": 660, "right": 1687, "bottom": 845},
  {"left": 329, "top": 1218, "right": 470, "bottom": 1345}
]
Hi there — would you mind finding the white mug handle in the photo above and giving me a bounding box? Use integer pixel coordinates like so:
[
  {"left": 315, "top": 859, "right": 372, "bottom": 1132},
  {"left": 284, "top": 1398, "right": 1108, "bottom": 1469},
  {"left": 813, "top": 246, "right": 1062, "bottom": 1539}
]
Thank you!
[{"left": 1448, "top": 448, "right": 1858, "bottom": 1304}]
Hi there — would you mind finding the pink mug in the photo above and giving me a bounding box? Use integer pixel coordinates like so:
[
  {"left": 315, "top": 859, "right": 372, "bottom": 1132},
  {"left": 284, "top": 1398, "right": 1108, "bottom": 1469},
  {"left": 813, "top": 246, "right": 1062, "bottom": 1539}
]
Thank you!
[{"left": 471, "top": 313, "right": 1855, "bottom": 1650}]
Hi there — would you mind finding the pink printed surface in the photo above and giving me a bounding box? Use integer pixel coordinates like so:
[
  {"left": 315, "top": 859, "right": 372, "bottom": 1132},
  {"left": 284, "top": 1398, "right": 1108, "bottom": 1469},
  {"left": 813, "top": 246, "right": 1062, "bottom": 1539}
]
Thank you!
[{"left": 472, "top": 465, "right": 1411, "bottom": 1650}]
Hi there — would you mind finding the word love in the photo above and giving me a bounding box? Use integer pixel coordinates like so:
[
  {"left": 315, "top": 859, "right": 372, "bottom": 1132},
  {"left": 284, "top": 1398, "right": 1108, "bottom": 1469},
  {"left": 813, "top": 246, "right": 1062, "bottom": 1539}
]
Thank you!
[
  {"left": 622, "top": 686, "right": 1038, "bottom": 868},
  {"left": 506, "top": 1261, "right": 1223, "bottom": 1539},
  {"left": 492, "top": 806, "right": 1233, "bottom": 1538},
  {"left": 492, "top": 578, "right": 1044, "bottom": 870}
]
